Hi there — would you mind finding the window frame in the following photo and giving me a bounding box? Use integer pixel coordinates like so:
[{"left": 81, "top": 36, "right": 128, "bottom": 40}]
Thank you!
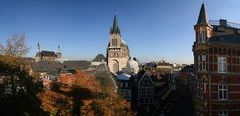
[
  {"left": 218, "top": 84, "right": 228, "bottom": 100},
  {"left": 201, "top": 31, "right": 206, "bottom": 43},
  {"left": 218, "top": 110, "right": 228, "bottom": 116},
  {"left": 218, "top": 57, "right": 227, "bottom": 73}
]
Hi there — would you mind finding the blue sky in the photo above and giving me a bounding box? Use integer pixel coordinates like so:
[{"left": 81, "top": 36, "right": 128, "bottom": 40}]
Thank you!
[{"left": 0, "top": 0, "right": 240, "bottom": 64}]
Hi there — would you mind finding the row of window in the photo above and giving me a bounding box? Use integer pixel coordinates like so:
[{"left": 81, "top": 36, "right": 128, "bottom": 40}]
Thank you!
[
  {"left": 119, "top": 82, "right": 128, "bottom": 88},
  {"left": 140, "top": 87, "right": 153, "bottom": 95},
  {"left": 195, "top": 109, "right": 228, "bottom": 116},
  {"left": 197, "top": 55, "right": 227, "bottom": 73},
  {"left": 140, "top": 98, "right": 153, "bottom": 105},
  {"left": 219, "top": 110, "right": 228, "bottom": 116},
  {"left": 195, "top": 82, "right": 228, "bottom": 100}
]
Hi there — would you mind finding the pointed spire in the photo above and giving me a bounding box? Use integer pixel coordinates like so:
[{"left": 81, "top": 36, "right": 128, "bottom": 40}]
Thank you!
[
  {"left": 37, "top": 42, "right": 40, "bottom": 52},
  {"left": 58, "top": 44, "right": 60, "bottom": 52},
  {"left": 197, "top": 3, "right": 208, "bottom": 25},
  {"left": 110, "top": 14, "right": 121, "bottom": 35}
]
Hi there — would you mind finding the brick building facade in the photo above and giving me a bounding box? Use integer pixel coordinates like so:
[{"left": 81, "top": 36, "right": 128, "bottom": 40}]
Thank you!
[{"left": 193, "top": 3, "right": 240, "bottom": 116}]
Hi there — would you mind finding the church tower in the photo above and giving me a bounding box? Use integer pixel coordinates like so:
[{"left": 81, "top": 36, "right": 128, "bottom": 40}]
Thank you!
[
  {"left": 107, "top": 15, "right": 130, "bottom": 74},
  {"left": 56, "top": 45, "right": 62, "bottom": 59},
  {"left": 35, "top": 42, "right": 42, "bottom": 62}
]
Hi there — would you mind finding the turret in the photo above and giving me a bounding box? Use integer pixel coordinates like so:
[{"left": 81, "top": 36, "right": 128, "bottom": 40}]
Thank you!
[{"left": 194, "top": 3, "right": 213, "bottom": 44}]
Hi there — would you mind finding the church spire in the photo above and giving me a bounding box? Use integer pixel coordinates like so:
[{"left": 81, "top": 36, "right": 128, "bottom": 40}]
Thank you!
[
  {"left": 37, "top": 42, "right": 40, "bottom": 52},
  {"left": 110, "top": 14, "right": 121, "bottom": 35},
  {"left": 197, "top": 3, "right": 208, "bottom": 25},
  {"left": 58, "top": 44, "right": 60, "bottom": 52}
]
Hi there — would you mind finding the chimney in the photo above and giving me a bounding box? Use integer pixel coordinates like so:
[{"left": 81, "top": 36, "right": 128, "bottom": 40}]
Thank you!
[{"left": 220, "top": 19, "right": 227, "bottom": 27}]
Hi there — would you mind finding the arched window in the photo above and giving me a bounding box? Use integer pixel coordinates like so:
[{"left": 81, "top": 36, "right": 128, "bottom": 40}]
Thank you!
[{"left": 112, "top": 60, "right": 119, "bottom": 73}]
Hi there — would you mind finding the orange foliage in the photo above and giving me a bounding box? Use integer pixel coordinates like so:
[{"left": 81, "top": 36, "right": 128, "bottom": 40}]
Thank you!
[{"left": 38, "top": 70, "right": 134, "bottom": 115}]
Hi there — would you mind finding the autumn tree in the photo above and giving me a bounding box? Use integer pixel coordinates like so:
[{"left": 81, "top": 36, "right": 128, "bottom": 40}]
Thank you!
[
  {"left": 38, "top": 70, "right": 134, "bottom": 115},
  {"left": 0, "top": 33, "right": 47, "bottom": 115}
]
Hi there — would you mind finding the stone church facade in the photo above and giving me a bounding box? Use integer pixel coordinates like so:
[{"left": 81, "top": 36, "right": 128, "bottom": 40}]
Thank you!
[{"left": 107, "top": 15, "right": 130, "bottom": 74}]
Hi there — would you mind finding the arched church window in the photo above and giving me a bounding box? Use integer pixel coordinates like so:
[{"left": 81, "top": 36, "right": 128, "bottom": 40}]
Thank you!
[{"left": 112, "top": 60, "right": 119, "bottom": 73}]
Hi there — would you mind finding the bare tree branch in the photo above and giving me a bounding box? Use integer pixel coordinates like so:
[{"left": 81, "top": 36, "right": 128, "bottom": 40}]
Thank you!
[{"left": 0, "top": 33, "right": 30, "bottom": 57}]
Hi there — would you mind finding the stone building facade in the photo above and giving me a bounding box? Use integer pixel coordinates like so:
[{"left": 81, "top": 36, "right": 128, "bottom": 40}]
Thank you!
[
  {"left": 193, "top": 3, "right": 240, "bottom": 116},
  {"left": 35, "top": 43, "right": 62, "bottom": 62},
  {"left": 107, "top": 15, "right": 130, "bottom": 74}
]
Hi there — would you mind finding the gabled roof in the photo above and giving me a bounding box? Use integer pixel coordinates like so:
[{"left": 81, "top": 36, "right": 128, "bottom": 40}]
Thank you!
[
  {"left": 138, "top": 71, "right": 153, "bottom": 85},
  {"left": 197, "top": 3, "right": 208, "bottom": 25},
  {"left": 209, "top": 25, "right": 240, "bottom": 46},
  {"left": 92, "top": 54, "right": 106, "bottom": 62}
]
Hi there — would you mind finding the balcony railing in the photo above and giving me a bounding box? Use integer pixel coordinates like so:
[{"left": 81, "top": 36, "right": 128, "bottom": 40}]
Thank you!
[{"left": 209, "top": 20, "right": 240, "bottom": 29}]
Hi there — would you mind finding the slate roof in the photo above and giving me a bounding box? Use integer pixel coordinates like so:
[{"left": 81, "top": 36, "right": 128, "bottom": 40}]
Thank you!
[
  {"left": 63, "top": 60, "right": 90, "bottom": 70},
  {"left": 197, "top": 3, "right": 208, "bottom": 25},
  {"left": 35, "top": 51, "right": 57, "bottom": 57},
  {"left": 110, "top": 15, "right": 121, "bottom": 35},
  {"left": 92, "top": 54, "right": 106, "bottom": 62},
  {"left": 209, "top": 35, "right": 240, "bottom": 46},
  {"left": 209, "top": 25, "right": 240, "bottom": 46},
  {"left": 33, "top": 61, "right": 63, "bottom": 75}
]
